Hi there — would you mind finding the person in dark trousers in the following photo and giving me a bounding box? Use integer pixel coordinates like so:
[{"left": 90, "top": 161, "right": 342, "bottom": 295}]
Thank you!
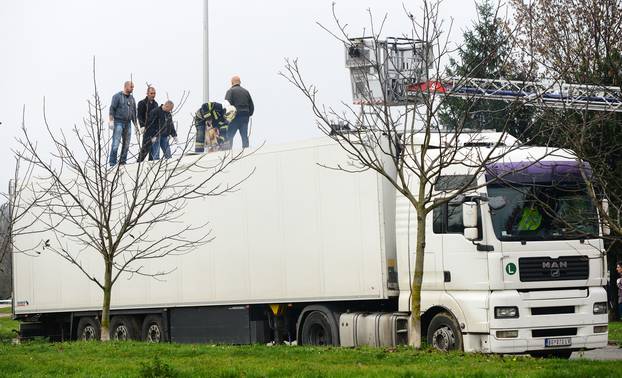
[
  {"left": 137, "top": 86, "right": 159, "bottom": 162},
  {"left": 617, "top": 262, "right": 622, "bottom": 320},
  {"left": 146, "top": 100, "right": 177, "bottom": 160},
  {"left": 225, "top": 75, "right": 254, "bottom": 148},
  {"left": 108, "top": 81, "right": 138, "bottom": 166}
]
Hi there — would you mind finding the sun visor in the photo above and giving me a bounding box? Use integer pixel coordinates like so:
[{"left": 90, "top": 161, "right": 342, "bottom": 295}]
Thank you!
[{"left": 485, "top": 160, "right": 592, "bottom": 184}]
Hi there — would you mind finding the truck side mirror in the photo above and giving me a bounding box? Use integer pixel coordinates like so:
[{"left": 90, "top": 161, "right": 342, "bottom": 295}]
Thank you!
[
  {"left": 600, "top": 199, "right": 610, "bottom": 236},
  {"left": 463, "top": 201, "right": 479, "bottom": 241}
]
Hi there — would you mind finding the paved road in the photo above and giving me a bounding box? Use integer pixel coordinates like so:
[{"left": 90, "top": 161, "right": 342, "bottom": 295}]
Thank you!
[
  {"left": 571, "top": 345, "right": 622, "bottom": 360},
  {"left": 0, "top": 303, "right": 11, "bottom": 316},
  {"left": 0, "top": 304, "right": 10, "bottom": 318}
]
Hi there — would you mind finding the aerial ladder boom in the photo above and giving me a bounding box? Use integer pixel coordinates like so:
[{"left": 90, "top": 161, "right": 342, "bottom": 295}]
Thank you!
[
  {"left": 346, "top": 37, "right": 622, "bottom": 113},
  {"left": 411, "top": 77, "right": 622, "bottom": 113}
]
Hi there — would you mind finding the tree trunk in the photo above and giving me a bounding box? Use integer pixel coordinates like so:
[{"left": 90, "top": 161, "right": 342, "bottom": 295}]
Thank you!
[
  {"left": 408, "top": 212, "right": 427, "bottom": 348},
  {"left": 100, "top": 261, "right": 112, "bottom": 341}
]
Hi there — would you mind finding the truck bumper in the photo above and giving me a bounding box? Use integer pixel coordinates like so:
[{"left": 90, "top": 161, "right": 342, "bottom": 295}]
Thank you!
[
  {"left": 471, "top": 287, "right": 609, "bottom": 354},
  {"left": 486, "top": 326, "right": 608, "bottom": 354}
]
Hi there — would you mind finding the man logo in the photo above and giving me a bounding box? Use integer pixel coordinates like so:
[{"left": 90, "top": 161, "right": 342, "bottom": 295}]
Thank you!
[{"left": 542, "top": 261, "right": 568, "bottom": 278}]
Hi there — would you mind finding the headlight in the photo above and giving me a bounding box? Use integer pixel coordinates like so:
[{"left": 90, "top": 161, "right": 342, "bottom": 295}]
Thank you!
[
  {"left": 495, "top": 306, "right": 519, "bottom": 319},
  {"left": 593, "top": 302, "right": 608, "bottom": 315}
]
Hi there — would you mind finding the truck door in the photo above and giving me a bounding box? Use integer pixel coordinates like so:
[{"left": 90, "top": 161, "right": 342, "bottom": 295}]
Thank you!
[{"left": 434, "top": 201, "right": 489, "bottom": 291}]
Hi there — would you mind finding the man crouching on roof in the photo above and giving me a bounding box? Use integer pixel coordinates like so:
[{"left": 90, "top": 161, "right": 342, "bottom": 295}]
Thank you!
[{"left": 194, "top": 102, "right": 236, "bottom": 153}]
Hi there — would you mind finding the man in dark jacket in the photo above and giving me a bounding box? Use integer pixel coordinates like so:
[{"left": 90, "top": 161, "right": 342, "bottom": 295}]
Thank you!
[
  {"left": 137, "top": 86, "right": 159, "bottom": 162},
  {"left": 108, "top": 81, "right": 138, "bottom": 166},
  {"left": 145, "top": 100, "right": 177, "bottom": 160},
  {"left": 225, "top": 75, "right": 254, "bottom": 148}
]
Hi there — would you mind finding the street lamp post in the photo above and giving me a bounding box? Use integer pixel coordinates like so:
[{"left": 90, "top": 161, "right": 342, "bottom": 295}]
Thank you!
[{"left": 203, "top": 0, "right": 209, "bottom": 103}]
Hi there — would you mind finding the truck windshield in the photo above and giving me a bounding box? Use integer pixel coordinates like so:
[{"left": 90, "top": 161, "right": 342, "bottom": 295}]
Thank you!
[{"left": 487, "top": 183, "right": 598, "bottom": 241}]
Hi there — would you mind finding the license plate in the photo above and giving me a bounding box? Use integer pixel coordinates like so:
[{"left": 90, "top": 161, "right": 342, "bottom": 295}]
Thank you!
[{"left": 544, "top": 337, "right": 572, "bottom": 347}]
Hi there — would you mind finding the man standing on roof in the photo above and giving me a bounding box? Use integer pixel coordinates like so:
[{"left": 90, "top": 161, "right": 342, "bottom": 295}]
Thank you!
[
  {"left": 137, "top": 86, "right": 159, "bottom": 162},
  {"left": 225, "top": 75, "right": 254, "bottom": 149},
  {"left": 108, "top": 81, "right": 138, "bottom": 166},
  {"left": 147, "top": 100, "right": 177, "bottom": 160}
]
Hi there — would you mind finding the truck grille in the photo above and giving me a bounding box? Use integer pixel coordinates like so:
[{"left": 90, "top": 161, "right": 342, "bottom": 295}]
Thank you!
[
  {"left": 519, "top": 256, "right": 589, "bottom": 282},
  {"left": 532, "top": 328, "right": 577, "bottom": 337},
  {"left": 531, "top": 306, "right": 575, "bottom": 315}
]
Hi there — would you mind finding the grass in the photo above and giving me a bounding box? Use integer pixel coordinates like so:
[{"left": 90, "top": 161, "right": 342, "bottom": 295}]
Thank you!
[
  {"left": 1, "top": 342, "right": 621, "bottom": 378},
  {"left": 0, "top": 307, "right": 18, "bottom": 341},
  {"left": 0, "top": 310, "right": 620, "bottom": 377},
  {"left": 609, "top": 321, "right": 622, "bottom": 344}
]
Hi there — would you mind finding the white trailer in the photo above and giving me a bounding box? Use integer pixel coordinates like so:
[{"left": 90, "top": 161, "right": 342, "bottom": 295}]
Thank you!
[
  {"left": 12, "top": 138, "right": 402, "bottom": 344},
  {"left": 11, "top": 133, "right": 609, "bottom": 357}
]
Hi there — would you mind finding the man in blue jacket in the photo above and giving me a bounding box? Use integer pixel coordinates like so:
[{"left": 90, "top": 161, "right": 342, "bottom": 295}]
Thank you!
[{"left": 108, "top": 81, "right": 138, "bottom": 166}]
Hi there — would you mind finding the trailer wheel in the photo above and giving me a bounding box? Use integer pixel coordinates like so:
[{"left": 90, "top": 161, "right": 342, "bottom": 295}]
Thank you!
[
  {"left": 141, "top": 315, "right": 165, "bottom": 343},
  {"left": 77, "top": 317, "right": 101, "bottom": 341},
  {"left": 110, "top": 316, "right": 140, "bottom": 341},
  {"left": 427, "top": 312, "right": 463, "bottom": 352},
  {"left": 300, "top": 310, "right": 337, "bottom": 346}
]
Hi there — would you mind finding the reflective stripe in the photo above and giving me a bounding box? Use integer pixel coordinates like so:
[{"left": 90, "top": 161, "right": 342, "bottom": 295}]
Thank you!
[{"left": 518, "top": 207, "right": 542, "bottom": 231}]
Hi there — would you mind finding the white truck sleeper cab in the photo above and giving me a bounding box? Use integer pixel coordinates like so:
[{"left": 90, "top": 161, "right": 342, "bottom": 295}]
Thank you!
[{"left": 395, "top": 149, "right": 608, "bottom": 356}]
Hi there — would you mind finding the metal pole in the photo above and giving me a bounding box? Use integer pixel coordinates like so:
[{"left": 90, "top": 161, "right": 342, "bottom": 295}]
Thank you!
[{"left": 203, "top": 0, "right": 209, "bottom": 103}]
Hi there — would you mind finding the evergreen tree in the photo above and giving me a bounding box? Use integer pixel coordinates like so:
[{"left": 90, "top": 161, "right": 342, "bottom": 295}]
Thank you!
[{"left": 440, "top": 0, "right": 527, "bottom": 133}]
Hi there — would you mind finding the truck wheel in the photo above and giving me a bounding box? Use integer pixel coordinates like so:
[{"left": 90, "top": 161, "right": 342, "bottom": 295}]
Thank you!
[
  {"left": 300, "top": 310, "right": 337, "bottom": 346},
  {"left": 77, "top": 317, "right": 101, "bottom": 341},
  {"left": 110, "top": 316, "right": 140, "bottom": 341},
  {"left": 142, "top": 315, "right": 165, "bottom": 343},
  {"left": 427, "top": 312, "right": 463, "bottom": 352},
  {"left": 529, "top": 350, "right": 573, "bottom": 359}
]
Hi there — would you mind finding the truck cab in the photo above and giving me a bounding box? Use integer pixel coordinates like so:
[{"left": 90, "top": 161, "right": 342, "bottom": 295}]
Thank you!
[{"left": 396, "top": 142, "right": 609, "bottom": 356}]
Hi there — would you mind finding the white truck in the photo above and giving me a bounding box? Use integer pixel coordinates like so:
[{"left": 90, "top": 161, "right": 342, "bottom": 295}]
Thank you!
[{"left": 10, "top": 133, "right": 609, "bottom": 357}]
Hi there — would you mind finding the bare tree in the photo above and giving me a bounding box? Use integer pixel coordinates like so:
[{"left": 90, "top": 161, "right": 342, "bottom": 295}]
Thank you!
[
  {"left": 281, "top": 0, "right": 552, "bottom": 348},
  {"left": 0, "top": 143, "right": 55, "bottom": 299},
  {"left": 11, "top": 61, "right": 251, "bottom": 341},
  {"left": 511, "top": 0, "right": 622, "bottom": 86},
  {"left": 511, "top": 0, "right": 622, "bottom": 307},
  {"left": 0, "top": 204, "right": 12, "bottom": 299}
]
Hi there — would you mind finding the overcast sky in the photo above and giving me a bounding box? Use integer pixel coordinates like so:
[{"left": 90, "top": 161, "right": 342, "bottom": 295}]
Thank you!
[{"left": 0, "top": 0, "right": 476, "bottom": 189}]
